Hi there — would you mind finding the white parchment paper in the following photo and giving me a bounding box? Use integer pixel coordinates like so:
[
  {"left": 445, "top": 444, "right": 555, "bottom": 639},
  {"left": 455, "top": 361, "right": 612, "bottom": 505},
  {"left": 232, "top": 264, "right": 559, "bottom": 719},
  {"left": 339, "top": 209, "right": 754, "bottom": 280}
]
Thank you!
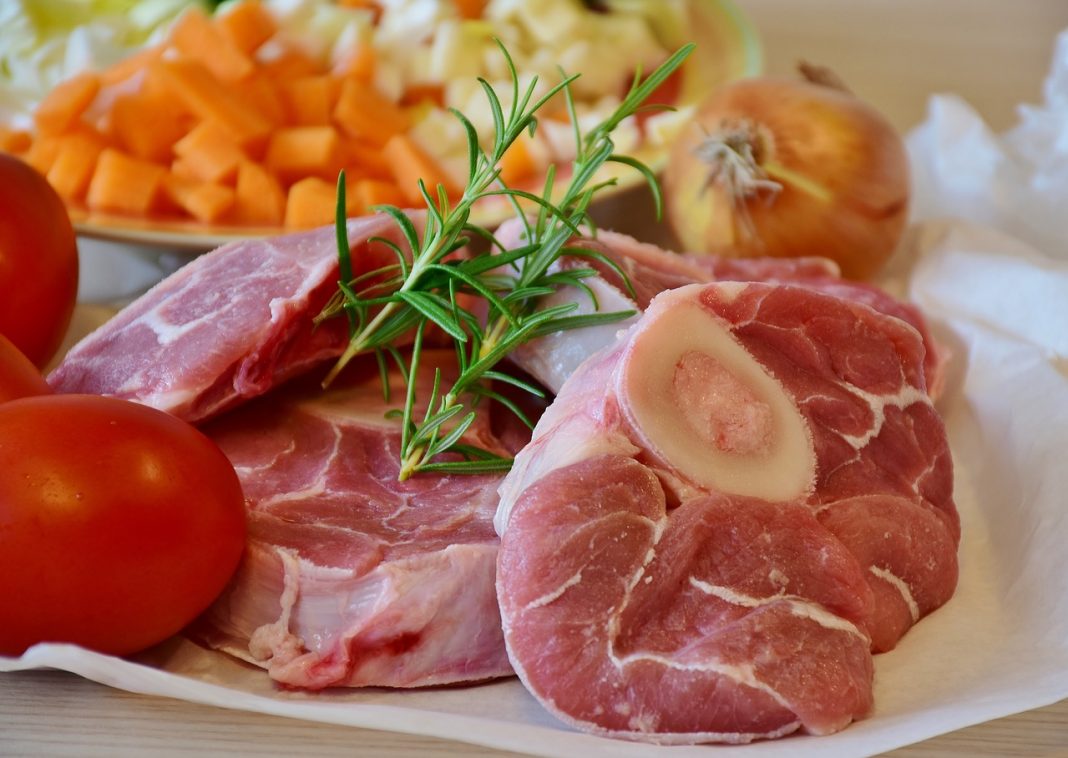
[{"left": 4, "top": 29, "right": 1068, "bottom": 758}]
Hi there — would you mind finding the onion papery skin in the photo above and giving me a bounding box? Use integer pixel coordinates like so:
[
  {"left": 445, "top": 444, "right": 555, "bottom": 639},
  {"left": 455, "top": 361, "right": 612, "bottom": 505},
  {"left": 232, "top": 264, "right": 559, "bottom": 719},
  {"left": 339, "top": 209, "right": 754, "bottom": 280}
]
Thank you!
[{"left": 664, "top": 75, "right": 910, "bottom": 281}]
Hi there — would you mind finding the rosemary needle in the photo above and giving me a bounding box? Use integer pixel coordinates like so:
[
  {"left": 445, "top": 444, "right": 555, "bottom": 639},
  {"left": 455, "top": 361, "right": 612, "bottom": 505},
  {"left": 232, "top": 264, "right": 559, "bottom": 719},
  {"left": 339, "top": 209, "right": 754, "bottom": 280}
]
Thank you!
[{"left": 316, "top": 40, "right": 695, "bottom": 479}]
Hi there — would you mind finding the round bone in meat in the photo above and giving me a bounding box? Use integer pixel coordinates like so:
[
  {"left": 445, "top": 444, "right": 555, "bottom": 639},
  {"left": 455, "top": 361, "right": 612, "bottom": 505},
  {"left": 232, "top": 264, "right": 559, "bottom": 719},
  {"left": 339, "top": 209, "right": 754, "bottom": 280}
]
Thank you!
[{"left": 615, "top": 283, "right": 815, "bottom": 504}]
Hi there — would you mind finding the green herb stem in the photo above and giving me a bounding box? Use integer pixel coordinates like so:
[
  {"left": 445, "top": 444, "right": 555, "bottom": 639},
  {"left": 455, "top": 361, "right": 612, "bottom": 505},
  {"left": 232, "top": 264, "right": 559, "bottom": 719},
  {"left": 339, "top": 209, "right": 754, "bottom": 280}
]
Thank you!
[{"left": 318, "top": 41, "right": 694, "bottom": 479}]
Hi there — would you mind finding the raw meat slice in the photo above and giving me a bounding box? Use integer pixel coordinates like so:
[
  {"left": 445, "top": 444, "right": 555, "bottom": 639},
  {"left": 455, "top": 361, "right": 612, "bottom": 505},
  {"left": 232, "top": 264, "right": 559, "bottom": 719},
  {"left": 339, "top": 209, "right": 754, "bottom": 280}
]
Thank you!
[
  {"left": 495, "top": 220, "right": 945, "bottom": 398},
  {"left": 195, "top": 356, "right": 512, "bottom": 689},
  {"left": 49, "top": 213, "right": 421, "bottom": 423},
  {"left": 495, "top": 281, "right": 959, "bottom": 742}
]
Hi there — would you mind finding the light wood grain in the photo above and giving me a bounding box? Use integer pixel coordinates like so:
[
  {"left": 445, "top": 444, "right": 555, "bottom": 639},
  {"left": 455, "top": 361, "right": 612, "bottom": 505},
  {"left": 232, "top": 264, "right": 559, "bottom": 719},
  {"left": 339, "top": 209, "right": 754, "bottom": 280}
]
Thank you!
[{"left": 5, "top": 2, "right": 1068, "bottom": 756}]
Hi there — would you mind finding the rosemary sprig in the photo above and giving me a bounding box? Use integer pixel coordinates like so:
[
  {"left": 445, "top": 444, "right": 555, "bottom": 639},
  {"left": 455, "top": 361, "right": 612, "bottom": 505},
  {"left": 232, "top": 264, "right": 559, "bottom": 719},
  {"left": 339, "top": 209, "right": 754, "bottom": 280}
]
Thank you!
[{"left": 316, "top": 41, "right": 694, "bottom": 479}]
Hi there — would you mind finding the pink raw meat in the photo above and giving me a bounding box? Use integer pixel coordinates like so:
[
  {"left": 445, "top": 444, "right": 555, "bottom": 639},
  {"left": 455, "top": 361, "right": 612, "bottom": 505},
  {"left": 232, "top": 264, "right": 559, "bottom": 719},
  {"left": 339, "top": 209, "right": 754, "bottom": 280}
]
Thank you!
[
  {"left": 495, "top": 281, "right": 959, "bottom": 743},
  {"left": 49, "top": 213, "right": 420, "bottom": 423},
  {"left": 494, "top": 220, "right": 945, "bottom": 398},
  {"left": 196, "top": 357, "right": 513, "bottom": 689}
]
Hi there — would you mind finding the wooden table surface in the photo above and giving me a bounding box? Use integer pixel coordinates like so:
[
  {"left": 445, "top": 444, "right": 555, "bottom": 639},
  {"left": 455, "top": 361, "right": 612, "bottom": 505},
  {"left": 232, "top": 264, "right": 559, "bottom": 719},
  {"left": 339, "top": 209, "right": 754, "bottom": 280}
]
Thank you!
[{"left": 4, "top": 1, "right": 1068, "bottom": 756}]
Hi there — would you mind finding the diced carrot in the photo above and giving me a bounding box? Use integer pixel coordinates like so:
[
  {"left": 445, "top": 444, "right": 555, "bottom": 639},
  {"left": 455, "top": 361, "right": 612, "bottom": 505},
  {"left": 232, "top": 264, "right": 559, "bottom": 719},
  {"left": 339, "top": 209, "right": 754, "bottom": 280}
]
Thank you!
[
  {"left": 280, "top": 75, "right": 339, "bottom": 126},
  {"left": 186, "top": 182, "right": 235, "bottom": 222},
  {"left": 338, "top": 44, "right": 375, "bottom": 83},
  {"left": 235, "top": 74, "right": 287, "bottom": 130},
  {"left": 454, "top": 0, "right": 487, "bottom": 19},
  {"left": 350, "top": 178, "right": 406, "bottom": 214},
  {"left": 169, "top": 7, "right": 255, "bottom": 83},
  {"left": 0, "top": 127, "right": 32, "bottom": 154},
  {"left": 499, "top": 132, "right": 540, "bottom": 187},
  {"left": 232, "top": 160, "right": 286, "bottom": 225},
  {"left": 260, "top": 47, "right": 320, "bottom": 81},
  {"left": 171, "top": 157, "right": 200, "bottom": 182},
  {"left": 333, "top": 78, "right": 409, "bottom": 146},
  {"left": 341, "top": 138, "right": 393, "bottom": 181},
  {"left": 382, "top": 133, "right": 459, "bottom": 205},
  {"left": 87, "top": 149, "right": 165, "bottom": 215},
  {"left": 34, "top": 72, "right": 100, "bottom": 135},
  {"left": 265, "top": 125, "right": 342, "bottom": 181},
  {"left": 215, "top": 0, "right": 276, "bottom": 55},
  {"left": 109, "top": 91, "right": 191, "bottom": 162},
  {"left": 22, "top": 136, "right": 62, "bottom": 175},
  {"left": 47, "top": 131, "right": 107, "bottom": 202},
  {"left": 173, "top": 120, "right": 246, "bottom": 183},
  {"left": 99, "top": 45, "right": 163, "bottom": 86},
  {"left": 400, "top": 83, "right": 445, "bottom": 108},
  {"left": 162, "top": 173, "right": 235, "bottom": 223},
  {"left": 284, "top": 176, "right": 338, "bottom": 229},
  {"left": 149, "top": 59, "right": 272, "bottom": 148}
]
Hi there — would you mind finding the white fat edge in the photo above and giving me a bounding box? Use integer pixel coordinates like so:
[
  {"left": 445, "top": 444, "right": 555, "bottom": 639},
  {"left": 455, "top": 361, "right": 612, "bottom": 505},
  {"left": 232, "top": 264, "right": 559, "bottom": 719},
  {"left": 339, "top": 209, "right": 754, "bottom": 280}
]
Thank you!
[
  {"left": 252, "top": 423, "right": 343, "bottom": 510},
  {"left": 869, "top": 565, "right": 921, "bottom": 623},
  {"left": 495, "top": 425, "right": 638, "bottom": 536},
  {"left": 248, "top": 548, "right": 305, "bottom": 662},
  {"left": 515, "top": 277, "right": 640, "bottom": 394},
  {"left": 297, "top": 386, "right": 400, "bottom": 430},
  {"left": 838, "top": 381, "right": 931, "bottom": 450},
  {"left": 615, "top": 651, "right": 794, "bottom": 712},
  {"left": 603, "top": 514, "right": 669, "bottom": 662},
  {"left": 601, "top": 514, "right": 668, "bottom": 640},
  {"left": 523, "top": 569, "right": 584, "bottom": 611},
  {"left": 231, "top": 438, "right": 298, "bottom": 479},
  {"left": 136, "top": 301, "right": 213, "bottom": 347},
  {"left": 689, "top": 577, "right": 866, "bottom": 640}
]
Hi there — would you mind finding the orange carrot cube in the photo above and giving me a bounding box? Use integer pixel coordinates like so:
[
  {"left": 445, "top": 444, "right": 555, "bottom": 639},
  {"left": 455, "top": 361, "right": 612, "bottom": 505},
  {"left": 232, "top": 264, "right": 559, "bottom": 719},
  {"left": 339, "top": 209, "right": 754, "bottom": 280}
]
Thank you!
[
  {"left": 265, "top": 125, "right": 342, "bottom": 181},
  {"left": 169, "top": 7, "right": 255, "bottom": 83},
  {"left": 333, "top": 78, "right": 409, "bottom": 146},
  {"left": 0, "top": 127, "right": 32, "bottom": 154},
  {"left": 148, "top": 59, "right": 272, "bottom": 149},
  {"left": 162, "top": 173, "right": 235, "bottom": 222},
  {"left": 341, "top": 138, "right": 393, "bottom": 181},
  {"left": 109, "top": 91, "right": 191, "bottom": 163},
  {"left": 281, "top": 76, "right": 339, "bottom": 126},
  {"left": 173, "top": 120, "right": 246, "bottom": 184},
  {"left": 382, "top": 134, "right": 459, "bottom": 205},
  {"left": 232, "top": 160, "right": 286, "bottom": 226},
  {"left": 215, "top": 1, "right": 277, "bottom": 55},
  {"left": 34, "top": 72, "right": 100, "bottom": 135},
  {"left": 47, "top": 131, "right": 107, "bottom": 202},
  {"left": 87, "top": 149, "right": 165, "bottom": 215},
  {"left": 22, "top": 137, "right": 63, "bottom": 175},
  {"left": 284, "top": 176, "right": 338, "bottom": 229},
  {"left": 350, "top": 178, "right": 406, "bottom": 214}
]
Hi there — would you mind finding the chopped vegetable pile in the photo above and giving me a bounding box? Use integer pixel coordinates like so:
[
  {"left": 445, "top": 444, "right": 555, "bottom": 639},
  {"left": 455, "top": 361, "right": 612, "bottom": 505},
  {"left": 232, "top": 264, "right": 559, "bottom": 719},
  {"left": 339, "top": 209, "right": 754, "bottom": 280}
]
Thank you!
[{"left": 0, "top": 0, "right": 691, "bottom": 230}]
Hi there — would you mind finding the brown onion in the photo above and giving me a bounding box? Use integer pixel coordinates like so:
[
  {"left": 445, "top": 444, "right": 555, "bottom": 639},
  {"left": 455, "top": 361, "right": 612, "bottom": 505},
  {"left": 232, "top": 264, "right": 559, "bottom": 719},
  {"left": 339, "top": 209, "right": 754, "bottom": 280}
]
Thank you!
[{"left": 663, "top": 65, "right": 909, "bottom": 280}]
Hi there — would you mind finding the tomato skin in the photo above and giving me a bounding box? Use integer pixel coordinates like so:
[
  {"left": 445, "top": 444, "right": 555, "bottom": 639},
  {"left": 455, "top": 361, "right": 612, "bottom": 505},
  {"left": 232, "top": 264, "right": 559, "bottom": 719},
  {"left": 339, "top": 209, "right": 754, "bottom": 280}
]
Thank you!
[
  {"left": 0, "top": 333, "right": 52, "bottom": 403},
  {"left": 0, "top": 394, "right": 246, "bottom": 657},
  {"left": 0, "top": 154, "right": 79, "bottom": 368}
]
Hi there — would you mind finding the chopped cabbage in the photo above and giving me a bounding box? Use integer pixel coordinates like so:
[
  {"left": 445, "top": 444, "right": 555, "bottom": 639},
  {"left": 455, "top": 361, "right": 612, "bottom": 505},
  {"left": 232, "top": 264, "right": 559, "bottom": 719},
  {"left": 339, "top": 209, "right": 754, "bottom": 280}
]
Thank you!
[{"left": 0, "top": 0, "right": 197, "bottom": 127}]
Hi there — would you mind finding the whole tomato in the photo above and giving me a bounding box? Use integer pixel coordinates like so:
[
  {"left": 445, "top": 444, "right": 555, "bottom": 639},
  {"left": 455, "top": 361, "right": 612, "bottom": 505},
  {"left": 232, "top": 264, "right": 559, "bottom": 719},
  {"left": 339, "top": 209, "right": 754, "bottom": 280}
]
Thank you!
[
  {"left": 0, "top": 333, "right": 51, "bottom": 403},
  {"left": 0, "top": 394, "right": 247, "bottom": 657},
  {"left": 0, "top": 154, "right": 79, "bottom": 367}
]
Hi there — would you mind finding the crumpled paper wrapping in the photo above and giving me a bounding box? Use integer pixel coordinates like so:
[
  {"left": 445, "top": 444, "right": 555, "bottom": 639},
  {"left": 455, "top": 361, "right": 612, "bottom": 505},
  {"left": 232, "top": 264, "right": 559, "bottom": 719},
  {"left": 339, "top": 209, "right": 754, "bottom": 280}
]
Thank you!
[
  {"left": 4, "top": 30, "right": 1068, "bottom": 758},
  {"left": 907, "top": 29, "right": 1068, "bottom": 260}
]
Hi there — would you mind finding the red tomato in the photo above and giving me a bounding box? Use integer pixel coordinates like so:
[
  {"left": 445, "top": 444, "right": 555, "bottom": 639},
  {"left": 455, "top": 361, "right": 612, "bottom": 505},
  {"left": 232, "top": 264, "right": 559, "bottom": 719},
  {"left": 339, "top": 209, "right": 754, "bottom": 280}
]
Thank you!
[
  {"left": 0, "top": 154, "right": 79, "bottom": 368},
  {"left": 0, "top": 333, "right": 51, "bottom": 403},
  {"left": 0, "top": 394, "right": 246, "bottom": 657}
]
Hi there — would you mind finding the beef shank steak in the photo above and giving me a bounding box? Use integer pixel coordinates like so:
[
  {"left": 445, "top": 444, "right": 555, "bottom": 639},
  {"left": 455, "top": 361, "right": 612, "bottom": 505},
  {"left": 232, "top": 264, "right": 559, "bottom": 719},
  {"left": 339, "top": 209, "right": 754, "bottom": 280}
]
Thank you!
[
  {"left": 495, "top": 281, "right": 959, "bottom": 743},
  {"left": 197, "top": 359, "right": 513, "bottom": 689}
]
